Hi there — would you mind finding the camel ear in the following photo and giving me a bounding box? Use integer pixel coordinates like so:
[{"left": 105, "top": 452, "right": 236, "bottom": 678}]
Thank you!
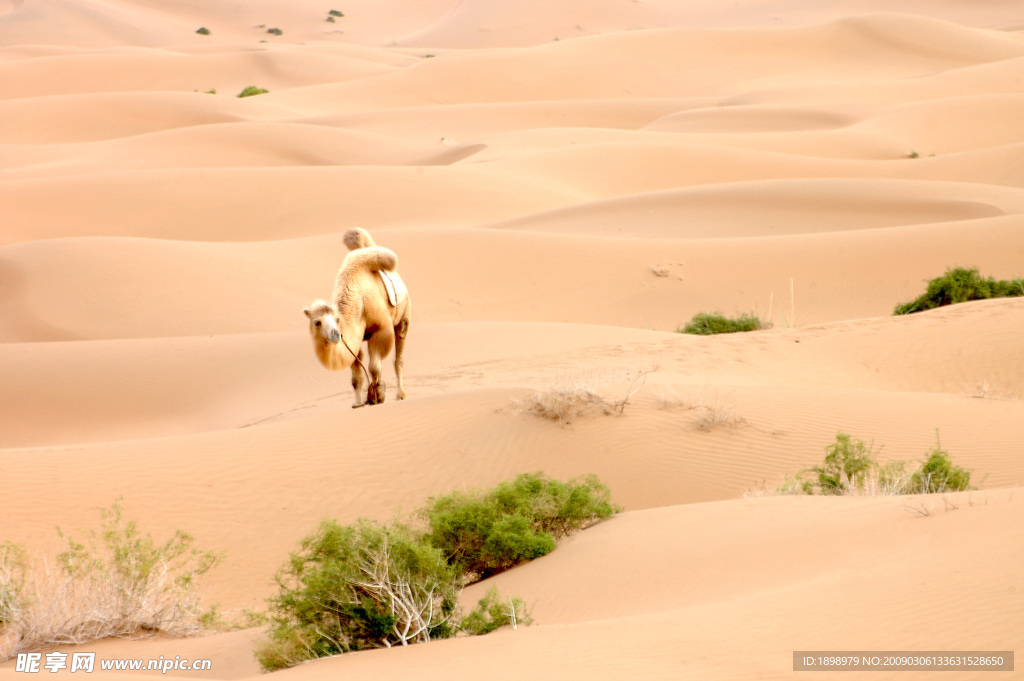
[{"left": 303, "top": 308, "right": 311, "bottom": 318}]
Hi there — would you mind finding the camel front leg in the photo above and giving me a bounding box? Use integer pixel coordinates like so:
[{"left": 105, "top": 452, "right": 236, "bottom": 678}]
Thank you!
[
  {"left": 366, "top": 331, "right": 393, "bottom": 406},
  {"left": 351, "top": 348, "right": 367, "bottom": 408}
]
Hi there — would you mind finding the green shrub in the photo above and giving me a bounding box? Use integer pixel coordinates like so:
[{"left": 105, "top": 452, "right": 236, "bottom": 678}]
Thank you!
[
  {"left": 236, "top": 86, "right": 269, "bottom": 98},
  {"left": 196, "top": 27, "right": 210, "bottom": 36},
  {"left": 259, "top": 473, "right": 618, "bottom": 671},
  {"left": 894, "top": 267, "right": 1024, "bottom": 315},
  {"left": 257, "top": 519, "right": 460, "bottom": 671},
  {"left": 421, "top": 473, "right": 619, "bottom": 580},
  {"left": 266, "top": 27, "right": 283, "bottom": 36},
  {"left": 679, "top": 312, "right": 769, "bottom": 335},
  {"left": 328, "top": 9, "right": 344, "bottom": 17},
  {"left": 910, "top": 435, "right": 971, "bottom": 493},
  {"left": 460, "top": 587, "right": 531, "bottom": 636},
  {"left": 811, "top": 432, "right": 880, "bottom": 495}
]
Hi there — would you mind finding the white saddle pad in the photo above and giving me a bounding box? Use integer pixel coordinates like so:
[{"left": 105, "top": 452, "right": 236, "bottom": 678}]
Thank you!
[{"left": 378, "top": 269, "right": 398, "bottom": 307}]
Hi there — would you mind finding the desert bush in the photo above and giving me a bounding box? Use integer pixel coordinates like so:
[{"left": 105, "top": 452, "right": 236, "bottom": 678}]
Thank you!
[
  {"left": 460, "top": 587, "right": 531, "bottom": 636},
  {"left": 259, "top": 473, "right": 617, "bottom": 671},
  {"left": 266, "top": 27, "right": 283, "bottom": 36},
  {"left": 679, "top": 312, "right": 770, "bottom": 335},
  {"left": 760, "top": 432, "right": 974, "bottom": 497},
  {"left": 422, "top": 472, "right": 619, "bottom": 580},
  {"left": 196, "top": 27, "right": 210, "bottom": 35},
  {"left": 237, "top": 86, "right": 269, "bottom": 98},
  {"left": 0, "top": 542, "right": 28, "bottom": 629},
  {"left": 894, "top": 267, "right": 1024, "bottom": 315},
  {"left": 257, "top": 519, "right": 461, "bottom": 671},
  {"left": 0, "top": 503, "right": 220, "bottom": 661}
]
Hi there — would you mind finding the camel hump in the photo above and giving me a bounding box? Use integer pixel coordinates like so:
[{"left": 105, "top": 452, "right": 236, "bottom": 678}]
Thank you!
[
  {"left": 343, "top": 228, "right": 376, "bottom": 250},
  {"left": 343, "top": 246, "right": 398, "bottom": 274}
]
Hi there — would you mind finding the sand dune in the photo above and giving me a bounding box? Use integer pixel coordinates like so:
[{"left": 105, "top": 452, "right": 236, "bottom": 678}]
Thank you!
[
  {"left": 488, "top": 179, "right": 1022, "bottom": 237},
  {"left": 1, "top": 0, "right": 1022, "bottom": 679}
]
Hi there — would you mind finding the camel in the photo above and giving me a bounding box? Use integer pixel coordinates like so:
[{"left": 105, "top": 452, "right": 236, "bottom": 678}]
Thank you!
[{"left": 303, "top": 230, "right": 411, "bottom": 407}]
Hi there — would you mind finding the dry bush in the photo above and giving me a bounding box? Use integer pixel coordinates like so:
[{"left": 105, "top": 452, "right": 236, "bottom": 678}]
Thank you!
[
  {"left": 0, "top": 503, "right": 220, "bottom": 661},
  {"left": 513, "top": 369, "right": 654, "bottom": 425},
  {"left": 964, "top": 381, "right": 1020, "bottom": 401},
  {"left": 657, "top": 386, "right": 746, "bottom": 431}
]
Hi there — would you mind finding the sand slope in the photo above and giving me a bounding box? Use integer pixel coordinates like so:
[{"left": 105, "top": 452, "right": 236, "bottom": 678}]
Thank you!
[{"left": 1, "top": 0, "right": 1022, "bottom": 679}]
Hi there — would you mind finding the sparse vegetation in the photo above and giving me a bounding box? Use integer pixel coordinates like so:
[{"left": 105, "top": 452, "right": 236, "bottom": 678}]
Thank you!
[
  {"left": 236, "top": 86, "right": 269, "bottom": 98},
  {"left": 0, "top": 503, "right": 221, "bottom": 661},
  {"left": 258, "top": 473, "right": 616, "bottom": 671},
  {"left": 328, "top": 9, "right": 344, "bottom": 17},
  {"left": 679, "top": 311, "right": 770, "bottom": 335},
  {"left": 266, "top": 27, "right": 283, "bottom": 36},
  {"left": 0, "top": 542, "right": 28, "bottom": 631},
  {"left": 894, "top": 267, "right": 1024, "bottom": 315},
  {"left": 196, "top": 27, "right": 210, "bottom": 36},
  {"left": 658, "top": 386, "right": 747, "bottom": 431},
  {"left": 760, "top": 432, "right": 973, "bottom": 496},
  {"left": 513, "top": 369, "right": 654, "bottom": 425}
]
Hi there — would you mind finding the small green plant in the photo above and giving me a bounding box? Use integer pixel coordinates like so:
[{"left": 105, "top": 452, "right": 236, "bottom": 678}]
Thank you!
[
  {"left": 910, "top": 433, "right": 971, "bottom": 493},
  {"left": 266, "top": 27, "right": 282, "bottom": 36},
  {"left": 907, "top": 150, "right": 920, "bottom": 159},
  {"left": 203, "top": 88, "right": 216, "bottom": 95},
  {"left": 895, "top": 267, "right": 1024, "bottom": 315},
  {"left": 460, "top": 587, "right": 531, "bottom": 635},
  {"left": 811, "top": 432, "right": 880, "bottom": 495},
  {"left": 328, "top": 9, "right": 344, "bottom": 17},
  {"left": 236, "top": 86, "right": 269, "bottom": 98},
  {"left": 679, "top": 311, "right": 770, "bottom": 335},
  {"left": 422, "top": 473, "right": 619, "bottom": 580},
  {"left": 196, "top": 27, "right": 210, "bottom": 35}
]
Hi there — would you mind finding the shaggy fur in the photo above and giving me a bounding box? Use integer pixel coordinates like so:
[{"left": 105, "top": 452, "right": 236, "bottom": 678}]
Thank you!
[{"left": 304, "top": 239, "right": 411, "bottom": 407}]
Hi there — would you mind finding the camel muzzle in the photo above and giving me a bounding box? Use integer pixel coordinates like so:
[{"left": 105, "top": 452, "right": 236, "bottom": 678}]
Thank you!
[{"left": 327, "top": 328, "right": 341, "bottom": 343}]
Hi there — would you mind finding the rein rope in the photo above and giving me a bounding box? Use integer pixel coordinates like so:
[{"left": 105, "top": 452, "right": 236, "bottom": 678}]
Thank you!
[{"left": 338, "top": 333, "right": 374, "bottom": 389}]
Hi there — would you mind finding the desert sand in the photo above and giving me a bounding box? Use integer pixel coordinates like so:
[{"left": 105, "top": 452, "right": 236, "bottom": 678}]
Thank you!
[{"left": 1, "top": 0, "right": 1022, "bottom": 678}]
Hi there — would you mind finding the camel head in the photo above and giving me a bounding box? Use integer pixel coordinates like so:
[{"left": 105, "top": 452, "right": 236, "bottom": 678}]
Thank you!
[{"left": 303, "top": 300, "right": 341, "bottom": 344}]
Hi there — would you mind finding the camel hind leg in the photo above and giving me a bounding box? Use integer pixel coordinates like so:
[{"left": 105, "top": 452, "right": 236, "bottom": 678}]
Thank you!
[{"left": 394, "top": 317, "right": 409, "bottom": 400}]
